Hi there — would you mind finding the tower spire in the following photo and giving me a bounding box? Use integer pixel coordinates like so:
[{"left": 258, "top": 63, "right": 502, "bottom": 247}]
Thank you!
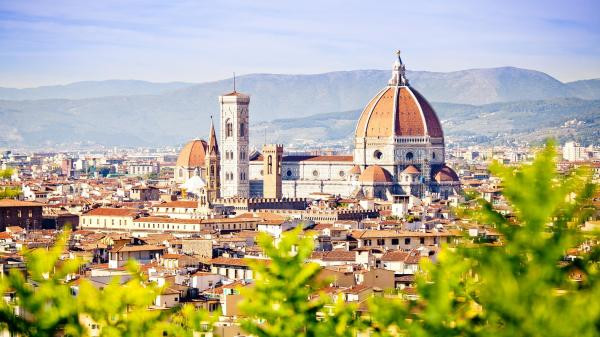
[
  {"left": 389, "top": 50, "right": 409, "bottom": 86},
  {"left": 208, "top": 115, "right": 219, "bottom": 155}
]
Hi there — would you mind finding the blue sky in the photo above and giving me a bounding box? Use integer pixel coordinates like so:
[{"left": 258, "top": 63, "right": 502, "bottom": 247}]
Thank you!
[{"left": 1, "top": 0, "right": 599, "bottom": 87}]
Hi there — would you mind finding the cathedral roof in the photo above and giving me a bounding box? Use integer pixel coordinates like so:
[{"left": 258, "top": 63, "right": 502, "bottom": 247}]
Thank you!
[
  {"left": 359, "top": 165, "right": 393, "bottom": 184},
  {"left": 355, "top": 51, "right": 443, "bottom": 139},
  {"left": 176, "top": 139, "right": 207, "bottom": 168},
  {"left": 402, "top": 165, "right": 421, "bottom": 174},
  {"left": 349, "top": 165, "right": 362, "bottom": 175},
  {"left": 434, "top": 165, "right": 459, "bottom": 182}
]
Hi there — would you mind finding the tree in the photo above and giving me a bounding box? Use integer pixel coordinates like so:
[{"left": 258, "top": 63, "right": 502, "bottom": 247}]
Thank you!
[
  {"left": 369, "top": 141, "right": 600, "bottom": 336},
  {"left": 0, "top": 168, "right": 20, "bottom": 199},
  {"left": 239, "top": 228, "right": 365, "bottom": 337},
  {"left": 0, "top": 230, "right": 214, "bottom": 337}
]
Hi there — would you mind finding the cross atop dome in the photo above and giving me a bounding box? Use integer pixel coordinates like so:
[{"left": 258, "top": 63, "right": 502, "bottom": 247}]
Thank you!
[{"left": 389, "top": 49, "right": 409, "bottom": 86}]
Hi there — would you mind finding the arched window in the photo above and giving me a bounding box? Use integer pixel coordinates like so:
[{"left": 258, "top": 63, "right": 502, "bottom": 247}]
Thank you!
[
  {"left": 226, "top": 119, "right": 233, "bottom": 138},
  {"left": 373, "top": 150, "right": 383, "bottom": 160},
  {"left": 210, "top": 165, "right": 215, "bottom": 176},
  {"left": 239, "top": 123, "right": 245, "bottom": 137},
  {"left": 406, "top": 152, "right": 414, "bottom": 160},
  {"left": 267, "top": 155, "right": 273, "bottom": 174}
]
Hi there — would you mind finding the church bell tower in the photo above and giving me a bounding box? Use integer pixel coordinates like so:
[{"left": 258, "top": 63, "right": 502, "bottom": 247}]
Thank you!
[{"left": 219, "top": 81, "right": 250, "bottom": 198}]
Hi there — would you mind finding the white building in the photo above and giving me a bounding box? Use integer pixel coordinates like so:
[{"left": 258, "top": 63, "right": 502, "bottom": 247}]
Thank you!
[
  {"left": 563, "top": 141, "right": 590, "bottom": 162},
  {"left": 220, "top": 90, "right": 250, "bottom": 198}
]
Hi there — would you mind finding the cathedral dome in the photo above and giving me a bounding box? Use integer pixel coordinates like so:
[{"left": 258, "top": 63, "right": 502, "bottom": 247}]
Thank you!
[
  {"left": 355, "top": 51, "right": 443, "bottom": 139},
  {"left": 176, "top": 139, "right": 208, "bottom": 168},
  {"left": 434, "top": 165, "right": 459, "bottom": 182},
  {"left": 402, "top": 165, "right": 421, "bottom": 175},
  {"left": 359, "top": 165, "right": 393, "bottom": 184},
  {"left": 349, "top": 165, "right": 362, "bottom": 175}
]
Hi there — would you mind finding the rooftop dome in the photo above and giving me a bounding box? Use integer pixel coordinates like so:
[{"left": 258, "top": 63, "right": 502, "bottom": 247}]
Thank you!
[
  {"left": 349, "top": 165, "right": 362, "bottom": 175},
  {"left": 355, "top": 51, "right": 443, "bottom": 139},
  {"left": 402, "top": 165, "right": 421, "bottom": 174},
  {"left": 434, "top": 165, "right": 459, "bottom": 182},
  {"left": 359, "top": 165, "right": 393, "bottom": 184},
  {"left": 176, "top": 139, "right": 207, "bottom": 168}
]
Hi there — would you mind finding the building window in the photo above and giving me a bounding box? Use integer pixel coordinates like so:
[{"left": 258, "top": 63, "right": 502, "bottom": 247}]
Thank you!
[
  {"left": 391, "top": 238, "right": 399, "bottom": 245},
  {"left": 239, "top": 123, "right": 245, "bottom": 137},
  {"left": 377, "top": 238, "right": 385, "bottom": 246},
  {"left": 226, "top": 120, "right": 233, "bottom": 138},
  {"left": 420, "top": 237, "right": 425, "bottom": 245},
  {"left": 374, "top": 150, "right": 383, "bottom": 160},
  {"left": 267, "top": 155, "right": 273, "bottom": 174},
  {"left": 406, "top": 152, "right": 414, "bottom": 160},
  {"left": 287, "top": 170, "right": 292, "bottom": 177},
  {"left": 339, "top": 170, "right": 345, "bottom": 178},
  {"left": 405, "top": 238, "right": 411, "bottom": 245},
  {"left": 363, "top": 239, "right": 372, "bottom": 246},
  {"left": 312, "top": 170, "right": 319, "bottom": 177}
]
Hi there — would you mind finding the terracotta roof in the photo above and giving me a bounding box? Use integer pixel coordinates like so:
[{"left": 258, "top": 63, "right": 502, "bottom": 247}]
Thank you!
[
  {"left": 359, "top": 165, "right": 393, "bottom": 184},
  {"left": 210, "top": 257, "right": 250, "bottom": 267},
  {"left": 0, "top": 199, "right": 44, "bottom": 207},
  {"left": 84, "top": 208, "right": 138, "bottom": 217},
  {"left": 434, "top": 165, "right": 460, "bottom": 182},
  {"left": 176, "top": 139, "right": 207, "bottom": 168},
  {"left": 156, "top": 200, "right": 199, "bottom": 208},
  {"left": 321, "top": 250, "right": 356, "bottom": 262},
  {"left": 111, "top": 244, "right": 166, "bottom": 252},
  {"left": 402, "top": 165, "right": 420, "bottom": 174},
  {"left": 381, "top": 250, "right": 410, "bottom": 262},
  {"left": 355, "top": 82, "right": 443, "bottom": 138},
  {"left": 222, "top": 91, "right": 249, "bottom": 98},
  {"left": 349, "top": 165, "right": 361, "bottom": 175}
]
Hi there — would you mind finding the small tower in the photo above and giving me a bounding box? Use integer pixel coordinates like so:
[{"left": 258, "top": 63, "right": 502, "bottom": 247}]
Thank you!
[
  {"left": 219, "top": 82, "right": 250, "bottom": 198},
  {"left": 262, "top": 144, "right": 283, "bottom": 199},
  {"left": 205, "top": 117, "right": 221, "bottom": 202}
]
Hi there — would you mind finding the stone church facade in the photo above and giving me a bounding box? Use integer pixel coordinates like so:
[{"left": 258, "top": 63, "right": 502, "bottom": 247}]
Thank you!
[{"left": 176, "top": 51, "right": 460, "bottom": 201}]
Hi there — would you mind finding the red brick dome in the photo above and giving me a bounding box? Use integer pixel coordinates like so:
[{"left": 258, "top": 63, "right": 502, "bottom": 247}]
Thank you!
[
  {"left": 355, "top": 52, "right": 443, "bottom": 139},
  {"left": 176, "top": 139, "right": 207, "bottom": 168},
  {"left": 359, "top": 165, "right": 393, "bottom": 184},
  {"left": 434, "top": 165, "right": 459, "bottom": 182}
]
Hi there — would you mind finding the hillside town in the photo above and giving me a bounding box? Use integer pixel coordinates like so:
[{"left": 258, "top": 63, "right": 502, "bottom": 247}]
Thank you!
[{"left": 1, "top": 53, "right": 599, "bottom": 337}]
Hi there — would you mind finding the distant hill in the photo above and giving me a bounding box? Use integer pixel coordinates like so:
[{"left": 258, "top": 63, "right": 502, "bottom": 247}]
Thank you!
[
  {"left": 565, "top": 79, "right": 600, "bottom": 100},
  {"left": 0, "top": 80, "right": 194, "bottom": 100},
  {"left": 256, "top": 98, "right": 600, "bottom": 146},
  {"left": 0, "top": 67, "right": 598, "bottom": 147}
]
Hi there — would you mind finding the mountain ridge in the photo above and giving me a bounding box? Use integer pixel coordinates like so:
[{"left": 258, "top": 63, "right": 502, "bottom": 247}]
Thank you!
[{"left": 0, "top": 66, "right": 599, "bottom": 147}]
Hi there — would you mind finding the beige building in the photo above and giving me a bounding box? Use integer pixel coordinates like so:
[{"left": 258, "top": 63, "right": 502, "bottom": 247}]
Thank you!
[
  {"left": 79, "top": 208, "right": 139, "bottom": 231},
  {"left": 262, "top": 144, "right": 283, "bottom": 199}
]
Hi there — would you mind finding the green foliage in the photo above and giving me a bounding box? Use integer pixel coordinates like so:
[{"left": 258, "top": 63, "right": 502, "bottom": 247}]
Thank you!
[
  {"left": 369, "top": 141, "right": 600, "bottom": 336},
  {"left": 239, "top": 227, "right": 364, "bottom": 337},
  {"left": 0, "top": 230, "right": 84, "bottom": 337},
  {"left": 0, "top": 229, "right": 214, "bottom": 337},
  {"left": 0, "top": 141, "right": 598, "bottom": 336},
  {"left": 0, "top": 168, "right": 20, "bottom": 199}
]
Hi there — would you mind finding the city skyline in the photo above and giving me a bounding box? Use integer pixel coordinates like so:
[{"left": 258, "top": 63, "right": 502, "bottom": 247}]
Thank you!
[{"left": 1, "top": 0, "right": 599, "bottom": 88}]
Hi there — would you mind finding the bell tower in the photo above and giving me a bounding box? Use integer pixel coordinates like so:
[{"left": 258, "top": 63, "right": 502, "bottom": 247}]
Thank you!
[
  {"left": 262, "top": 144, "right": 283, "bottom": 199},
  {"left": 219, "top": 81, "right": 250, "bottom": 198},
  {"left": 205, "top": 117, "right": 220, "bottom": 202}
]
